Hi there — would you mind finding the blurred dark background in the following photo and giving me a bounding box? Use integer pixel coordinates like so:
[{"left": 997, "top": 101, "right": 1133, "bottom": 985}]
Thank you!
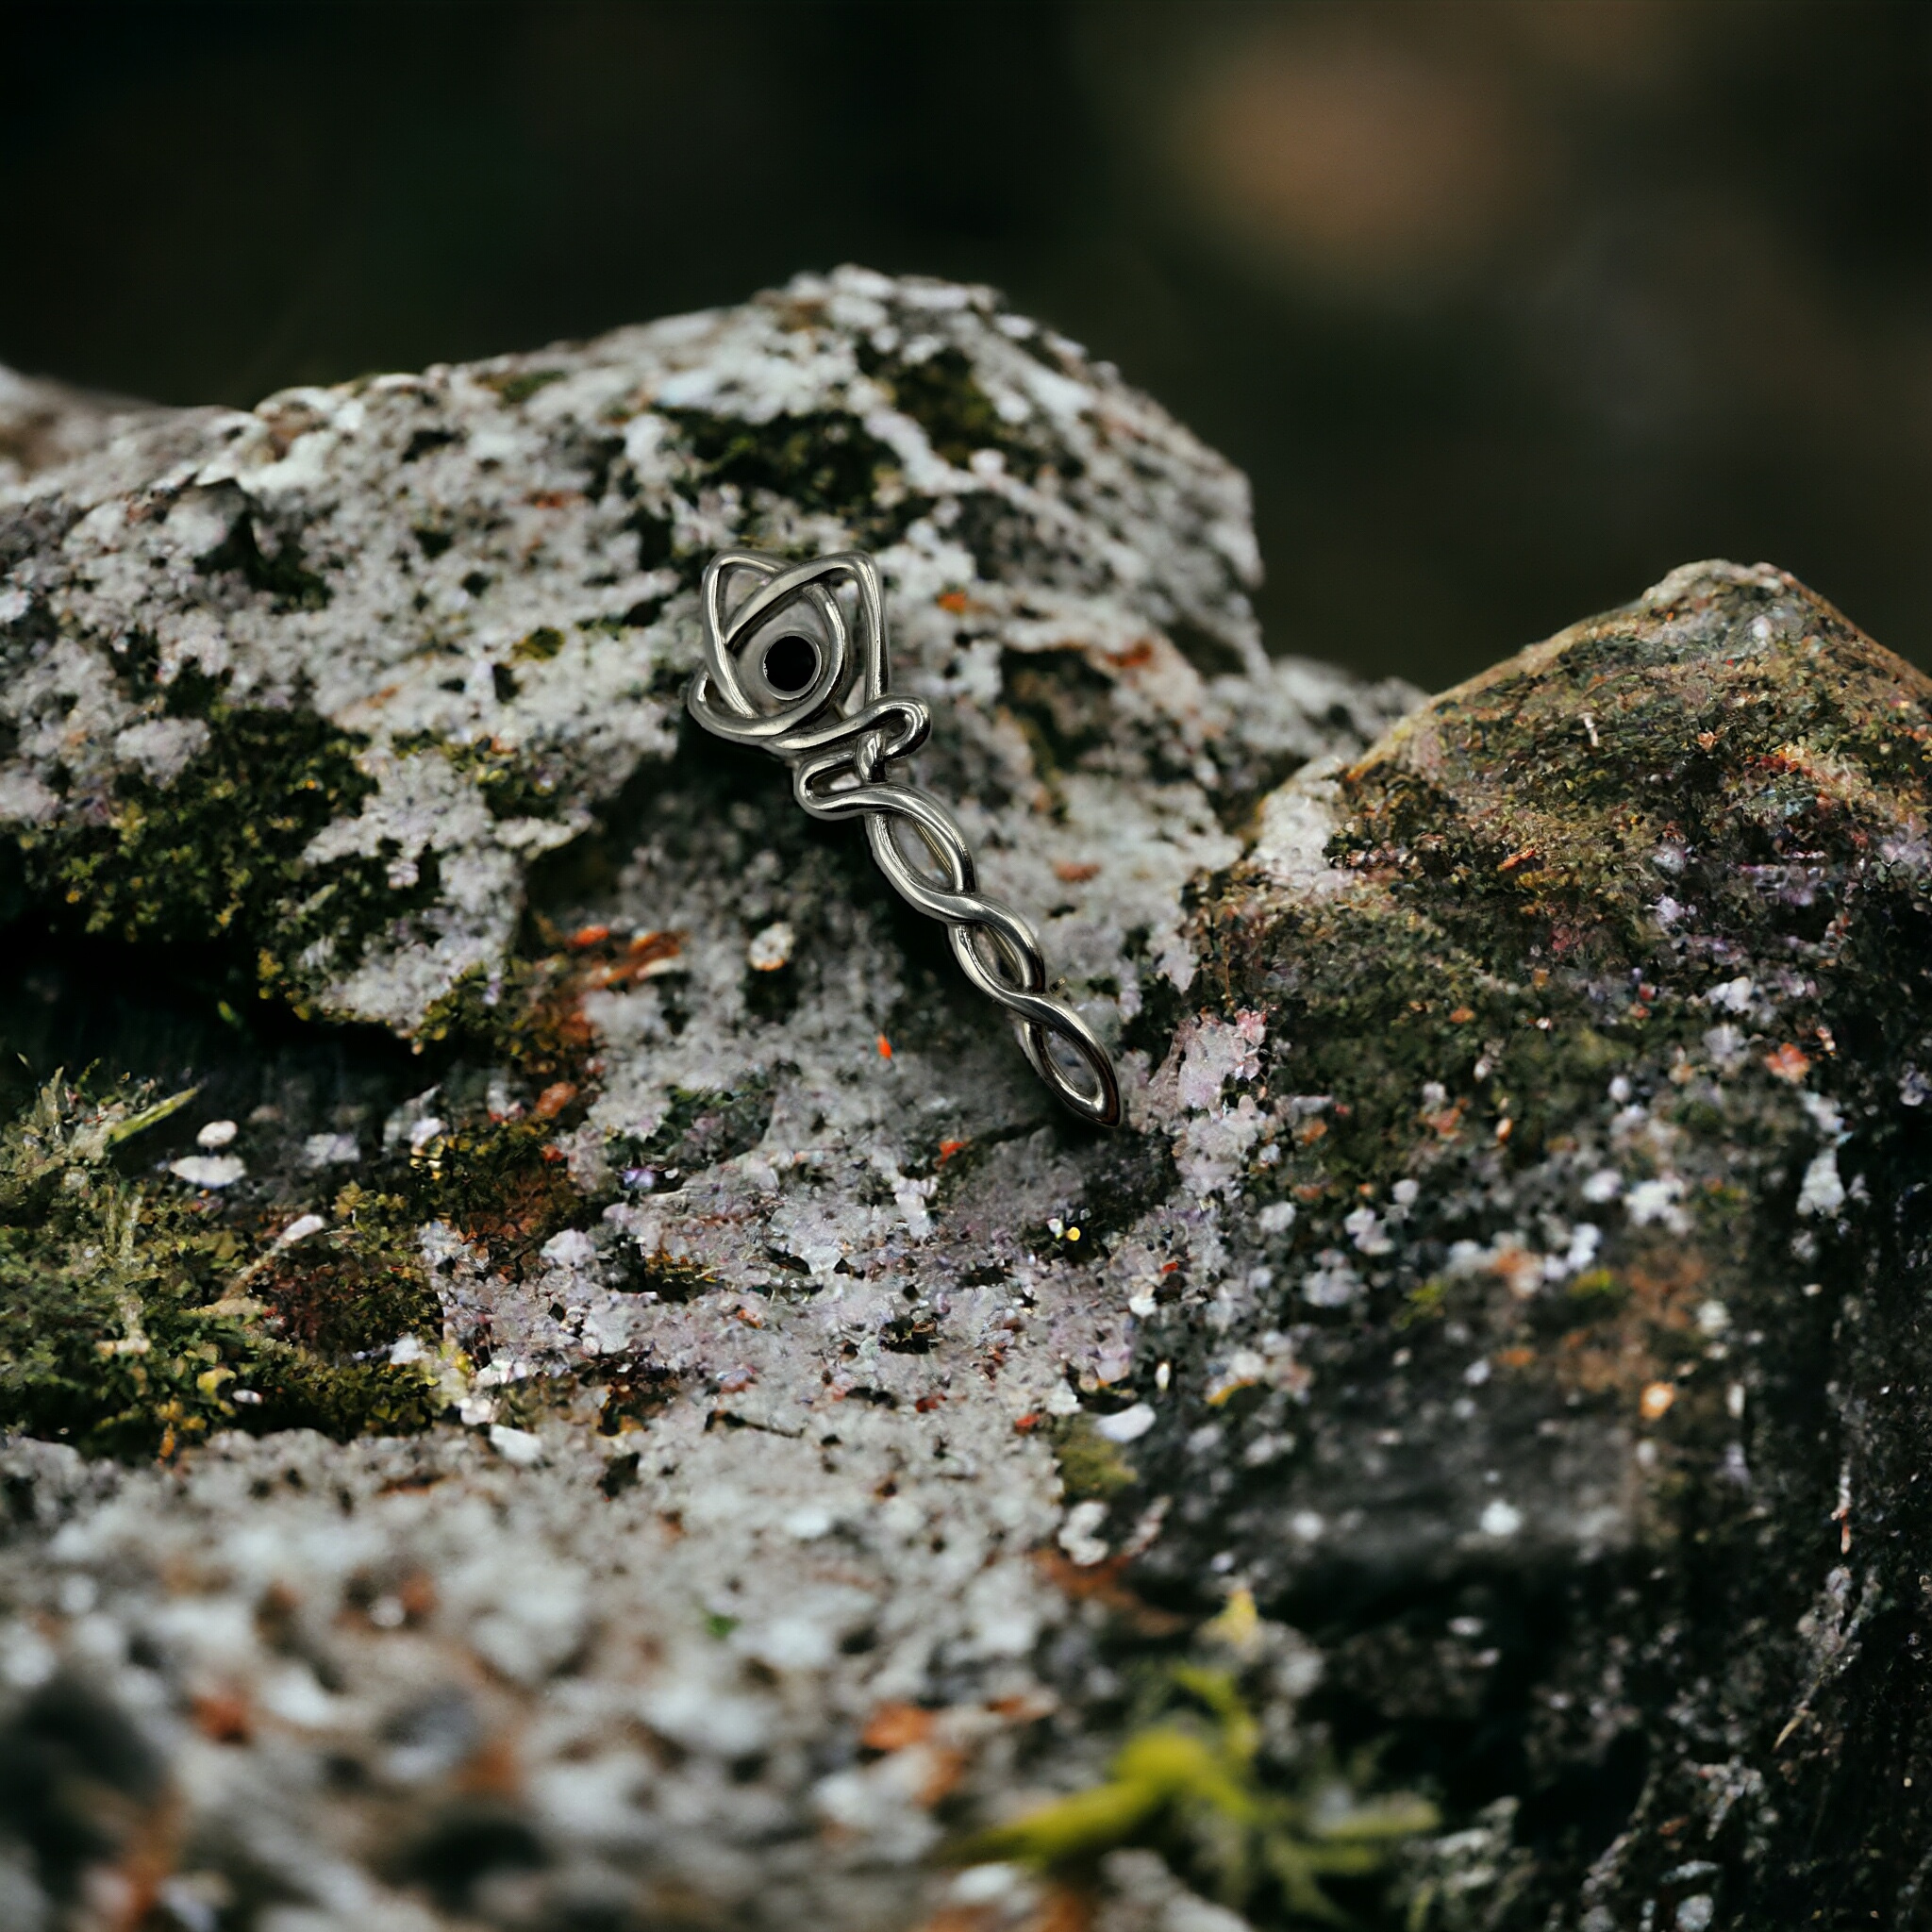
[{"left": 6, "top": 0, "right": 1929, "bottom": 690}]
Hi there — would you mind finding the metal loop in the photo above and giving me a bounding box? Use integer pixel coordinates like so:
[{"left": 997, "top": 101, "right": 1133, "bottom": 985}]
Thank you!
[{"left": 686, "top": 548, "right": 1123, "bottom": 1128}]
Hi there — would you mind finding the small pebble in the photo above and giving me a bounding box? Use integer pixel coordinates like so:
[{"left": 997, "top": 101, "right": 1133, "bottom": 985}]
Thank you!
[
  {"left": 1479, "top": 1499, "right": 1524, "bottom": 1539},
  {"left": 1093, "top": 1403, "right": 1156, "bottom": 1443},
  {"left": 746, "top": 920, "right": 795, "bottom": 972},
  {"left": 169, "top": 1155, "right": 246, "bottom": 1190},
  {"left": 488, "top": 1424, "right": 544, "bottom": 1466}
]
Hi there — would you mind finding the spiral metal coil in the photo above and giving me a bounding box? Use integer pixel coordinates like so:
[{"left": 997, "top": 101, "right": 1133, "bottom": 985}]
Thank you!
[{"left": 687, "top": 549, "right": 1122, "bottom": 1128}]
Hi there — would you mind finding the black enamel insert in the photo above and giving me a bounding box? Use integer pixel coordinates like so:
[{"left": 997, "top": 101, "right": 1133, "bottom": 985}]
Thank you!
[{"left": 762, "top": 633, "right": 819, "bottom": 695}]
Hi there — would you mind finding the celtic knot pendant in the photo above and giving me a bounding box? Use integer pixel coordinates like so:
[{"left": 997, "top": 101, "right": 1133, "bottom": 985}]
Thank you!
[{"left": 686, "top": 549, "right": 1123, "bottom": 1128}]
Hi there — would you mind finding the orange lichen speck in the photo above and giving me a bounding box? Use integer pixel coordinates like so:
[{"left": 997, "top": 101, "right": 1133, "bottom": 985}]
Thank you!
[{"left": 861, "top": 1703, "right": 936, "bottom": 1752}]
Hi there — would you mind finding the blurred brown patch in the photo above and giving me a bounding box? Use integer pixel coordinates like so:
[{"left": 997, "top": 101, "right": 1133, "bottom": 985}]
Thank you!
[
  {"left": 1171, "top": 16, "right": 1544, "bottom": 288},
  {"left": 862, "top": 1702, "right": 936, "bottom": 1752},
  {"left": 191, "top": 1690, "right": 253, "bottom": 1744}
]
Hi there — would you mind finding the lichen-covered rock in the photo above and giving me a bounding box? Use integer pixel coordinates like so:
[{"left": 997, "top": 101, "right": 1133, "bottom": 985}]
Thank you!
[
  {"left": 1128, "top": 559, "right": 1932, "bottom": 1927},
  {"left": 0, "top": 274, "right": 1413, "bottom": 1932},
  {"left": 0, "top": 267, "right": 1356, "bottom": 1036},
  {"left": 0, "top": 274, "right": 1924, "bottom": 1932}
]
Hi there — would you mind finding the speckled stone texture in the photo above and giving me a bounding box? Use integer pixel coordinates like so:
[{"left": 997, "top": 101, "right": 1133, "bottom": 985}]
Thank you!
[
  {"left": 1131, "top": 561, "right": 1932, "bottom": 1929},
  {"left": 0, "top": 272, "right": 1925, "bottom": 1932}
]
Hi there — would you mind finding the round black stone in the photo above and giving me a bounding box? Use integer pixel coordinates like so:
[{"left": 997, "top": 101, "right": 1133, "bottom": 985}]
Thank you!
[{"left": 761, "top": 634, "right": 819, "bottom": 695}]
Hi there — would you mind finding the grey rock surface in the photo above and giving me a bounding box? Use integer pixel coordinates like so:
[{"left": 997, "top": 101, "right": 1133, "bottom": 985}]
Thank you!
[
  {"left": 0, "top": 272, "right": 1411, "bottom": 1932},
  {"left": 4, "top": 271, "right": 1927, "bottom": 1932},
  {"left": 0, "top": 270, "right": 1377, "bottom": 1036}
]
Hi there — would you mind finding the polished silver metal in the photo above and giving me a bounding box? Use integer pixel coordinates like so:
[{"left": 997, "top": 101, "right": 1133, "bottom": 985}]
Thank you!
[{"left": 687, "top": 549, "right": 1123, "bottom": 1128}]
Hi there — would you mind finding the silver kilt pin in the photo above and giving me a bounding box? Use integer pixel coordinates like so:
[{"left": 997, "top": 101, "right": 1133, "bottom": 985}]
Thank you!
[{"left": 686, "top": 549, "right": 1123, "bottom": 1128}]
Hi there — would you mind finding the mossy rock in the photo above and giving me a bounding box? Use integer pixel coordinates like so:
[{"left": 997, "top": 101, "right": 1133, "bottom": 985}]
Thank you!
[
  {"left": 3, "top": 271, "right": 1926, "bottom": 1929},
  {"left": 1124, "top": 560, "right": 1932, "bottom": 1927}
]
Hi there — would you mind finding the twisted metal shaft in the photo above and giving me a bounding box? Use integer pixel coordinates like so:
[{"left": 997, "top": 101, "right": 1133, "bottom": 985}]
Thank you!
[{"left": 687, "top": 549, "right": 1122, "bottom": 1128}]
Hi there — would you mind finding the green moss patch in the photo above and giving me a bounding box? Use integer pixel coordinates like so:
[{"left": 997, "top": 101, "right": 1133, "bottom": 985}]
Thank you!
[
  {"left": 482, "top": 368, "right": 567, "bottom": 408},
  {"left": 511, "top": 625, "right": 566, "bottom": 663},
  {"left": 663, "top": 408, "right": 897, "bottom": 527},
  {"left": 393, "top": 729, "right": 570, "bottom": 824},
  {"left": 0, "top": 1078, "right": 440, "bottom": 1458},
  {"left": 17, "top": 677, "right": 435, "bottom": 1018},
  {"left": 0, "top": 1053, "right": 625, "bottom": 1460},
  {"left": 1051, "top": 1412, "right": 1140, "bottom": 1503},
  {"left": 858, "top": 341, "right": 1074, "bottom": 482},
  {"left": 955, "top": 1657, "right": 1434, "bottom": 1924}
]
